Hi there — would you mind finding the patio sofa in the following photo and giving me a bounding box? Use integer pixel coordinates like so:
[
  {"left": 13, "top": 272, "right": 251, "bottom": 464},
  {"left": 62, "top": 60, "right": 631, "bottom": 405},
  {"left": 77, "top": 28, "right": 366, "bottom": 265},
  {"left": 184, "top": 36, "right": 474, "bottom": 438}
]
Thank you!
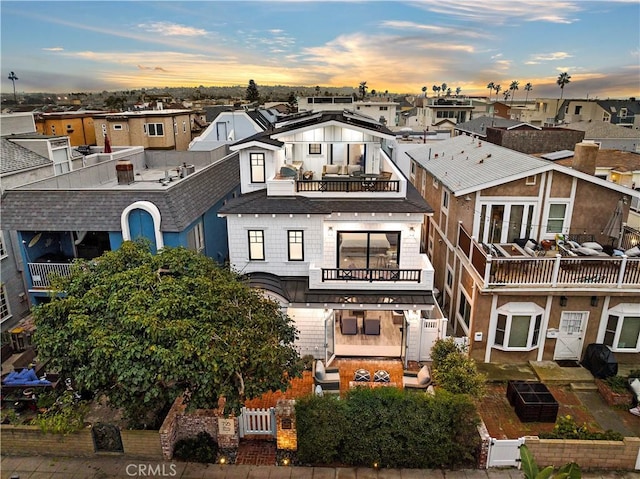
[
  {"left": 322, "top": 164, "right": 362, "bottom": 178},
  {"left": 313, "top": 360, "right": 340, "bottom": 394}
]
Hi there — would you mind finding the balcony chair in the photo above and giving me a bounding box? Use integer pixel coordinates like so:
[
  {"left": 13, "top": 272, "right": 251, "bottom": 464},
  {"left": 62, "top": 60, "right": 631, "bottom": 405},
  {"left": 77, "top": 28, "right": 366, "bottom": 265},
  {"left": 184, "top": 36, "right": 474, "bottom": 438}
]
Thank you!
[
  {"left": 364, "top": 317, "right": 380, "bottom": 335},
  {"left": 402, "top": 364, "right": 432, "bottom": 390},
  {"left": 340, "top": 315, "right": 358, "bottom": 335},
  {"left": 313, "top": 360, "right": 340, "bottom": 394}
]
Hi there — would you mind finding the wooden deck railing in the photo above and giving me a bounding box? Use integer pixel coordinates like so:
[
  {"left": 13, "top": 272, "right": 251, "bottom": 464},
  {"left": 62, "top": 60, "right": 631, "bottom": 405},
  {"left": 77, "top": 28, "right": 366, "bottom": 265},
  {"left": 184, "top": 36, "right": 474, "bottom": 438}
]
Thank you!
[{"left": 322, "top": 268, "right": 421, "bottom": 282}]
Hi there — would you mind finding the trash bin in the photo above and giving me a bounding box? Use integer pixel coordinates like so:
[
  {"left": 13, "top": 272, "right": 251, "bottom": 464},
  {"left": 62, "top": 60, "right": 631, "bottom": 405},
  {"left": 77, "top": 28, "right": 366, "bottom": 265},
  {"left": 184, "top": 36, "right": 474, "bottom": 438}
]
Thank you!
[{"left": 581, "top": 343, "right": 618, "bottom": 379}]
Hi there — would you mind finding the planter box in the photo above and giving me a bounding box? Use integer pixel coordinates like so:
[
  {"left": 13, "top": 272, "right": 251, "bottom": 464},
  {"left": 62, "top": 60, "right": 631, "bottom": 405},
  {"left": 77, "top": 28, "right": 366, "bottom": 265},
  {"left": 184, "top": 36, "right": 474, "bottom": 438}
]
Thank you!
[{"left": 595, "top": 379, "right": 633, "bottom": 406}]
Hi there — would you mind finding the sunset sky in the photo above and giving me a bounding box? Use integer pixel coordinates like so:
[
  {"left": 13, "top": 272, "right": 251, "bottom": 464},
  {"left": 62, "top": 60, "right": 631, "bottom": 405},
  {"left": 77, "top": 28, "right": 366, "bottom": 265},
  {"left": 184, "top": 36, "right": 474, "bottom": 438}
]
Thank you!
[{"left": 2, "top": 1, "right": 639, "bottom": 98}]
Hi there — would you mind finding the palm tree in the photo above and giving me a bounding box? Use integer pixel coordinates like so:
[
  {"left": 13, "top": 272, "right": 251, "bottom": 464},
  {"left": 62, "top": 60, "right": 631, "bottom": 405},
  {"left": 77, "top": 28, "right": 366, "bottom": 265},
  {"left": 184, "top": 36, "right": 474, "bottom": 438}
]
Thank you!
[
  {"left": 524, "top": 82, "right": 533, "bottom": 103},
  {"left": 421, "top": 86, "right": 427, "bottom": 96},
  {"left": 315, "top": 85, "right": 320, "bottom": 96},
  {"left": 486, "top": 82, "right": 495, "bottom": 101},
  {"left": 455, "top": 86, "right": 461, "bottom": 96},
  {"left": 432, "top": 85, "right": 438, "bottom": 97},
  {"left": 358, "top": 81, "right": 368, "bottom": 100},
  {"left": 441, "top": 83, "right": 447, "bottom": 95},
  {"left": 446, "top": 88, "right": 452, "bottom": 97},
  {"left": 508, "top": 80, "right": 519, "bottom": 107},
  {"left": 503, "top": 91, "right": 510, "bottom": 102},
  {"left": 494, "top": 84, "right": 501, "bottom": 100},
  {"left": 8, "top": 71, "right": 18, "bottom": 103},
  {"left": 555, "top": 72, "right": 571, "bottom": 122}
]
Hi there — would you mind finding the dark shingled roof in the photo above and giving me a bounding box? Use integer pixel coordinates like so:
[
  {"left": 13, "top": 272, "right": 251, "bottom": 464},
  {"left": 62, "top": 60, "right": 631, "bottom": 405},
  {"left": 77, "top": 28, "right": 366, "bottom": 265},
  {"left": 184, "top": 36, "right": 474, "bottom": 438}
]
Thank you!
[
  {"left": 1, "top": 155, "right": 240, "bottom": 232},
  {"left": 219, "top": 181, "right": 432, "bottom": 215},
  {"left": 1, "top": 138, "right": 51, "bottom": 174}
]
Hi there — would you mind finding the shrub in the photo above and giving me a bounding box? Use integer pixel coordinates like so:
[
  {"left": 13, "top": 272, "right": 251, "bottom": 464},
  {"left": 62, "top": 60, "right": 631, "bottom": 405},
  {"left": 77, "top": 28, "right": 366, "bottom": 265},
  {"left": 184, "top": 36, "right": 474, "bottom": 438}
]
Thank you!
[
  {"left": 36, "top": 391, "right": 88, "bottom": 434},
  {"left": 604, "top": 375, "right": 630, "bottom": 394},
  {"left": 296, "top": 387, "right": 480, "bottom": 468},
  {"left": 431, "top": 338, "right": 486, "bottom": 398},
  {"left": 627, "top": 369, "right": 640, "bottom": 379},
  {"left": 431, "top": 337, "right": 464, "bottom": 370},
  {"left": 538, "top": 414, "right": 623, "bottom": 441},
  {"left": 173, "top": 432, "right": 218, "bottom": 463}
]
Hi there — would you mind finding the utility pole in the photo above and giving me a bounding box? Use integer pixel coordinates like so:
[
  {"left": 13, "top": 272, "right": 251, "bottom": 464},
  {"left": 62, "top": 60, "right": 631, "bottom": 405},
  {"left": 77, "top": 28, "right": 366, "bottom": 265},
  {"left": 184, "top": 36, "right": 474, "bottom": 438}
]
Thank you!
[{"left": 8, "top": 71, "right": 19, "bottom": 103}]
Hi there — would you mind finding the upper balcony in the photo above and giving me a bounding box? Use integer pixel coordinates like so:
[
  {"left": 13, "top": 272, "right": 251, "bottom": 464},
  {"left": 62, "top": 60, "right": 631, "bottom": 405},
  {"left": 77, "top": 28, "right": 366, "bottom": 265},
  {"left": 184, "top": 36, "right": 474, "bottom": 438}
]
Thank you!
[
  {"left": 266, "top": 149, "right": 406, "bottom": 199},
  {"left": 457, "top": 224, "right": 640, "bottom": 291}
]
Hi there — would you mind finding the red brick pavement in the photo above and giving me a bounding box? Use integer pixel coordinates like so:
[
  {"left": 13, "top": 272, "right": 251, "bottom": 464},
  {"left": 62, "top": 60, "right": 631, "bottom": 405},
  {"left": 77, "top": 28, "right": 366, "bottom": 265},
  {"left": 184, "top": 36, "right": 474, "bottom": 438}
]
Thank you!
[
  {"left": 235, "top": 440, "right": 277, "bottom": 465},
  {"left": 244, "top": 371, "right": 314, "bottom": 409},
  {"left": 478, "top": 383, "right": 601, "bottom": 439}
]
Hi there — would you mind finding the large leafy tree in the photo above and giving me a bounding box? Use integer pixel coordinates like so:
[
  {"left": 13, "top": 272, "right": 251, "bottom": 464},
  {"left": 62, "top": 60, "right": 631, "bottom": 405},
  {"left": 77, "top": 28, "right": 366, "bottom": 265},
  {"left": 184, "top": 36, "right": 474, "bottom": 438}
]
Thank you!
[{"left": 34, "top": 241, "right": 301, "bottom": 425}]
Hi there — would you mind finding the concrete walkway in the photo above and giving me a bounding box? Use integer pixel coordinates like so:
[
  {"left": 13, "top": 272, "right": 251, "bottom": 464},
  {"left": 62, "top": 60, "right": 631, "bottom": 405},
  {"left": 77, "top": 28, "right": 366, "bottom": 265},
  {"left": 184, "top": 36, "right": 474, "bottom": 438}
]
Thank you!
[{"left": 2, "top": 455, "right": 639, "bottom": 479}]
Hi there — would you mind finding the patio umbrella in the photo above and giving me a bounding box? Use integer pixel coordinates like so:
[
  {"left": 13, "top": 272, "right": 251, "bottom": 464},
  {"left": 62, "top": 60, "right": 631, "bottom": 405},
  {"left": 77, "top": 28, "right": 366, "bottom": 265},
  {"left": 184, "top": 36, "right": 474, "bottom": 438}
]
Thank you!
[
  {"left": 603, "top": 198, "right": 623, "bottom": 248},
  {"left": 103, "top": 135, "right": 112, "bottom": 153}
]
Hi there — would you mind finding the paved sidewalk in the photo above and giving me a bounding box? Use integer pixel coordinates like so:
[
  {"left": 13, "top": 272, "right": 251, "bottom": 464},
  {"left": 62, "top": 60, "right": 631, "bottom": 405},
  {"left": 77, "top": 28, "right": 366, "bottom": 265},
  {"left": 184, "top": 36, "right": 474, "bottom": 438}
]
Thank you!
[{"left": 2, "top": 455, "right": 639, "bottom": 479}]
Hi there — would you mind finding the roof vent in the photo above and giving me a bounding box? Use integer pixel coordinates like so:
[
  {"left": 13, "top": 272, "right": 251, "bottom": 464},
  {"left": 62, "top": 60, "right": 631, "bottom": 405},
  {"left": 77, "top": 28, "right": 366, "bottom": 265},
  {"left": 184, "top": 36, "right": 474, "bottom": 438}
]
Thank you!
[
  {"left": 179, "top": 163, "right": 195, "bottom": 178},
  {"left": 115, "top": 160, "right": 134, "bottom": 185}
]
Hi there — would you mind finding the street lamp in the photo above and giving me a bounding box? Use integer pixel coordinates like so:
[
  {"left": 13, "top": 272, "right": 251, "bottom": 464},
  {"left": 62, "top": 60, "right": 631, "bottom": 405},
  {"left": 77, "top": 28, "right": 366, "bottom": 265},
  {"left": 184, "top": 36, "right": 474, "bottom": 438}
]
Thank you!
[{"left": 8, "top": 71, "right": 19, "bottom": 103}]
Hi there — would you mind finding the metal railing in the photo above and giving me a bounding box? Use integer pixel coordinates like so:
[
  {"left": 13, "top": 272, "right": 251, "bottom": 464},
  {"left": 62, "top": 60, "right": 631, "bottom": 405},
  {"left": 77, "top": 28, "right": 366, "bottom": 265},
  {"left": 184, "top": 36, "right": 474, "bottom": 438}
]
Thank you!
[
  {"left": 297, "top": 179, "right": 400, "bottom": 193},
  {"left": 28, "top": 262, "right": 72, "bottom": 288},
  {"left": 322, "top": 268, "right": 421, "bottom": 282}
]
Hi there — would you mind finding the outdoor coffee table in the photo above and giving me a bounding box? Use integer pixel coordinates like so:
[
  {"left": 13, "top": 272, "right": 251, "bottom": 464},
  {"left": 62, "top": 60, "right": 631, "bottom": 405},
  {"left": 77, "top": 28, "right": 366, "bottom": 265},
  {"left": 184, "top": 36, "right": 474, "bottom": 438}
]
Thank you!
[{"left": 507, "top": 380, "right": 558, "bottom": 422}]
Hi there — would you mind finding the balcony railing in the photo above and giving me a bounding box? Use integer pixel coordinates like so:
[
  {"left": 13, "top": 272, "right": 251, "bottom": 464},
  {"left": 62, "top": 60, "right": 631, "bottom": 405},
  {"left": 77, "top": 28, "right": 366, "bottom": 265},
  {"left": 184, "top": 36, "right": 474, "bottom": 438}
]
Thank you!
[
  {"left": 457, "top": 224, "right": 640, "bottom": 289},
  {"left": 297, "top": 179, "right": 400, "bottom": 193},
  {"left": 28, "top": 262, "right": 72, "bottom": 289},
  {"left": 322, "top": 268, "right": 421, "bottom": 282}
]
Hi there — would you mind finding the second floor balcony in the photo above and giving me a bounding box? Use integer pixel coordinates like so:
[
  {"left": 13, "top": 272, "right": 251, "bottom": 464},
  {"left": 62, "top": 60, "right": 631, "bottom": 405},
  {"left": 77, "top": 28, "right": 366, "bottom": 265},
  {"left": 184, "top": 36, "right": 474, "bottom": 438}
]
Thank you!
[{"left": 457, "top": 224, "right": 640, "bottom": 290}]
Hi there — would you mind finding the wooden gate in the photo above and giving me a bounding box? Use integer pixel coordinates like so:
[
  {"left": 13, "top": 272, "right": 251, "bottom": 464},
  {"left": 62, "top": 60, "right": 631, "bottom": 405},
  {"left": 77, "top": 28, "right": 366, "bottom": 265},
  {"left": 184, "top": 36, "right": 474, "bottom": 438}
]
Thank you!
[{"left": 239, "top": 407, "right": 276, "bottom": 438}]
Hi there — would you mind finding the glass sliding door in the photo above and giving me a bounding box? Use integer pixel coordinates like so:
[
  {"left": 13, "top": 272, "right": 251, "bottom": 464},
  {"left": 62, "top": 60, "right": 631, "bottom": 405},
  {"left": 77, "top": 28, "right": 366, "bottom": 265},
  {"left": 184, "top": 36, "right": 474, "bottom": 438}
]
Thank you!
[{"left": 337, "top": 231, "right": 400, "bottom": 270}]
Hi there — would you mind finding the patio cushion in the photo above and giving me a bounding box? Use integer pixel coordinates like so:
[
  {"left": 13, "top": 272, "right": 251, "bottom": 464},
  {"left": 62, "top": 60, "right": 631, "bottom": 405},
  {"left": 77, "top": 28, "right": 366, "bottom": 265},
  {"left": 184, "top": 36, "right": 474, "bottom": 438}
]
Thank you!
[
  {"left": 630, "top": 378, "right": 640, "bottom": 400},
  {"left": 624, "top": 246, "right": 640, "bottom": 257},
  {"left": 574, "top": 246, "right": 601, "bottom": 256},
  {"left": 525, "top": 240, "right": 537, "bottom": 251},
  {"left": 524, "top": 246, "right": 536, "bottom": 256},
  {"left": 315, "top": 360, "right": 325, "bottom": 380},
  {"left": 325, "top": 164, "right": 340, "bottom": 174},
  {"left": 582, "top": 241, "right": 603, "bottom": 251},
  {"left": 347, "top": 165, "right": 362, "bottom": 175},
  {"left": 566, "top": 240, "right": 581, "bottom": 249}
]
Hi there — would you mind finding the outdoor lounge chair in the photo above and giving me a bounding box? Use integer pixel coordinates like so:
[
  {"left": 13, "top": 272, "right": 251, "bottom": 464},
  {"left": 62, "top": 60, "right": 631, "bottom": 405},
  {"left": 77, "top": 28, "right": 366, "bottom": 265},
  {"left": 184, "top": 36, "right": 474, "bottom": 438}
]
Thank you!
[
  {"left": 402, "top": 364, "right": 432, "bottom": 390},
  {"left": 364, "top": 317, "right": 380, "bottom": 335},
  {"left": 313, "top": 360, "right": 340, "bottom": 393},
  {"left": 340, "top": 315, "right": 358, "bottom": 335}
]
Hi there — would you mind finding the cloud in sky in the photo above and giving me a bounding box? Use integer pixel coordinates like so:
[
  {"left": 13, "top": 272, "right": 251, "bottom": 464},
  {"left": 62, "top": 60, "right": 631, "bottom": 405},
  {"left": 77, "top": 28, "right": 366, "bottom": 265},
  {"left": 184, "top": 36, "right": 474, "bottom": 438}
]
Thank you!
[
  {"left": 136, "top": 21, "right": 209, "bottom": 37},
  {"left": 42, "top": 47, "right": 64, "bottom": 52}
]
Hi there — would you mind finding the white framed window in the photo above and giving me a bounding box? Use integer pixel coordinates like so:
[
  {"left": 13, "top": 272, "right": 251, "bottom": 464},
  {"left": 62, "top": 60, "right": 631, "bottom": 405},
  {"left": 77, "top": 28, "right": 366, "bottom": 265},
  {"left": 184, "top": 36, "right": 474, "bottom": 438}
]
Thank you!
[
  {"left": 379, "top": 106, "right": 388, "bottom": 111},
  {"left": 248, "top": 230, "right": 265, "bottom": 260},
  {"left": 0, "top": 284, "right": 11, "bottom": 324},
  {"left": 183, "top": 121, "right": 187, "bottom": 133},
  {"left": 250, "top": 153, "right": 265, "bottom": 183},
  {"left": 174, "top": 122, "right": 178, "bottom": 136},
  {"left": 446, "top": 265, "right": 453, "bottom": 289},
  {"left": 546, "top": 202, "right": 568, "bottom": 234},
  {"left": 187, "top": 221, "right": 205, "bottom": 253},
  {"left": 433, "top": 176, "right": 439, "bottom": 189},
  {"left": 602, "top": 112, "right": 611, "bottom": 123},
  {"left": 113, "top": 124, "right": 123, "bottom": 131},
  {"left": 0, "top": 232, "right": 6, "bottom": 259},
  {"left": 288, "top": 230, "right": 304, "bottom": 261},
  {"left": 620, "top": 108, "right": 628, "bottom": 119},
  {"left": 442, "top": 190, "right": 449, "bottom": 210},
  {"left": 526, "top": 176, "right": 536, "bottom": 186},
  {"left": 602, "top": 303, "right": 640, "bottom": 352},
  {"left": 493, "top": 302, "right": 544, "bottom": 351},
  {"left": 147, "top": 123, "right": 164, "bottom": 136},
  {"left": 410, "top": 161, "right": 416, "bottom": 180}
]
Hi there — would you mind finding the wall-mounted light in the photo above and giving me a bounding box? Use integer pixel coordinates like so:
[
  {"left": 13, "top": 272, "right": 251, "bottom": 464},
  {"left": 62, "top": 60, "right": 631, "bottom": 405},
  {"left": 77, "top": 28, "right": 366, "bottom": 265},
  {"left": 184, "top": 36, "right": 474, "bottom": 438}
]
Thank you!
[
  {"left": 327, "top": 226, "right": 334, "bottom": 237},
  {"left": 409, "top": 226, "right": 416, "bottom": 238},
  {"left": 559, "top": 296, "right": 568, "bottom": 307},
  {"left": 590, "top": 296, "right": 599, "bottom": 307}
]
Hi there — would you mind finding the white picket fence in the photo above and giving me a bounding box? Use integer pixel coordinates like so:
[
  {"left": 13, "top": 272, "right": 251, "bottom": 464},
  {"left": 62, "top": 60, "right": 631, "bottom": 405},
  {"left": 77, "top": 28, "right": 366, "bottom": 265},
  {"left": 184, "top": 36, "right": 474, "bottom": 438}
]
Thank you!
[
  {"left": 239, "top": 407, "right": 276, "bottom": 438},
  {"left": 486, "top": 437, "right": 524, "bottom": 468}
]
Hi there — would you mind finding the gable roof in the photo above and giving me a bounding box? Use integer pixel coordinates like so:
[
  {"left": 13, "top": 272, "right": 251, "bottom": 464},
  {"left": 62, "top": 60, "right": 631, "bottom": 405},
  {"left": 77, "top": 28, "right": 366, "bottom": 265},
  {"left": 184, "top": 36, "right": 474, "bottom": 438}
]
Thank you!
[
  {"left": 219, "top": 181, "right": 432, "bottom": 216},
  {"left": 554, "top": 149, "right": 640, "bottom": 172},
  {"left": 454, "top": 115, "right": 522, "bottom": 137},
  {"left": 1, "top": 155, "right": 240, "bottom": 232},
  {"left": 407, "top": 135, "right": 639, "bottom": 198},
  {"left": 560, "top": 121, "right": 640, "bottom": 139},
  {"left": 1, "top": 138, "right": 51, "bottom": 174}
]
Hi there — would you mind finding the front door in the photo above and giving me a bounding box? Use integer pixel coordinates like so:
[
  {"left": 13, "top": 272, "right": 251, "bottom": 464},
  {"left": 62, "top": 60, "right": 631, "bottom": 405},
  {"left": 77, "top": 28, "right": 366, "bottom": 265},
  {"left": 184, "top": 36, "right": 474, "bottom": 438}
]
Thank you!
[
  {"left": 325, "top": 313, "right": 336, "bottom": 365},
  {"left": 553, "top": 312, "right": 588, "bottom": 360}
]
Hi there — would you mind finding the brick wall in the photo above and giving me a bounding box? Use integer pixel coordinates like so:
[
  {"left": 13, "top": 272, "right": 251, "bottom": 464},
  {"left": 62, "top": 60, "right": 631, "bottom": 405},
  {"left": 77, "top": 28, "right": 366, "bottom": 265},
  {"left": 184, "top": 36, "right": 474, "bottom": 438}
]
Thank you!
[
  {"left": 476, "top": 422, "right": 491, "bottom": 469},
  {"left": 524, "top": 436, "right": 640, "bottom": 471},
  {"left": 1, "top": 425, "right": 96, "bottom": 456},
  {"left": 485, "top": 127, "right": 585, "bottom": 154},
  {"left": 276, "top": 399, "right": 297, "bottom": 451},
  {"left": 120, "top": 430, "right": 164, "bottom": 459}
]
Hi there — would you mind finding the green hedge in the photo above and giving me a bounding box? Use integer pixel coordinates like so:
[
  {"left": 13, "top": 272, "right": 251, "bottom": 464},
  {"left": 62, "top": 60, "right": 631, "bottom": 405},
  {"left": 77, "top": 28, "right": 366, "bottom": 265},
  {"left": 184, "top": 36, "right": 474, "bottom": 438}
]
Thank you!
[{"left": 295, "top": 387, "right": 480, "bottom": 468}]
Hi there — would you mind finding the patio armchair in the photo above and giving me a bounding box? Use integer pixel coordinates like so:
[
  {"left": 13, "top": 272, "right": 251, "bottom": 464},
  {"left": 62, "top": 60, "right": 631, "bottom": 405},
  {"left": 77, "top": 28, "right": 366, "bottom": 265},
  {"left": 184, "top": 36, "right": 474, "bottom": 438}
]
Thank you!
[
  {"left": 340, "top": 315, "right": 358, "bottom": 335},
  {"left": 402, "top": 364, "right": 432, "bottom": 390},
  {"left": 364, "top": 317, "right": 380, "bottom": 335},
  {"left": 313, "top": 360, "right": 340, "bottom": 393}
]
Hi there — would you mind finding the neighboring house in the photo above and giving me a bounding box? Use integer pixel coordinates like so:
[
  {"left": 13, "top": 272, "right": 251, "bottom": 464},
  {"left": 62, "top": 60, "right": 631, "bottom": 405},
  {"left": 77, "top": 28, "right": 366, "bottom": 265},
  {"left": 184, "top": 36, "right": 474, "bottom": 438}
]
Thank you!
[
  {"left": 93, "top": 109, "right": 204, "bottom": 151},
  {"left": 298, "top": 96, "right": 399, "bottom": 127},
  {"left": 407, "top": 136, "right": 640, "bottom": 366},
  {"left": 1, "top": 146, "right": 240, "bottom": 306},
  {"left": 415, "top": 97, "right": 474, "bottom": 131},
  {"left": 559, "top": 121, "right": 640, "bottom": 152},
  {"left": 189, "top": 109, "right": 269, "bottom": 151},
  {"left": 551, "top": 148, "right": 640, "bottom": 228},
  {"left": 386, "top": 129, "right": 451, "bottom": 178},
  {"left": 559, "top": 99, "right": 640, "bottom": 129},
  {"left": 455, "top": 116, "right": 523, "bottom": 138},
  {"left": 34, "top": 111, "right": 103, "bottom": 146},
  {"left": 219, "top": 110, "right": 442, "bottom": 365},
  {"left": 0, "top": 113, "right": 78, "bottom": 331}
]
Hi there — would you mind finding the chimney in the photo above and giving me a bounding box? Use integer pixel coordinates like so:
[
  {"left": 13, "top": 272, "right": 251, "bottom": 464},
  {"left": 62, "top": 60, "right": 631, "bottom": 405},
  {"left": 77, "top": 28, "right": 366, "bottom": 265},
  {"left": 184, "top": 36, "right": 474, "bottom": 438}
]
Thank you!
[
  {"left": 572, "top": 142, "right": 598, "bottom": 176},
  {"left": 115, "top": 160, "right": 134, "bottom": 185}
]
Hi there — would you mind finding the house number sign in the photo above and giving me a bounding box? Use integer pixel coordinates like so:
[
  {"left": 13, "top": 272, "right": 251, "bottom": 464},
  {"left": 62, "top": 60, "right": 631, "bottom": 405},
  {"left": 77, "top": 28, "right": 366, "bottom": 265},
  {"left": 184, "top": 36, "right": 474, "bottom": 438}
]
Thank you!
[{"left": 218, "top": 418, "right": 235, "bottom": 435}]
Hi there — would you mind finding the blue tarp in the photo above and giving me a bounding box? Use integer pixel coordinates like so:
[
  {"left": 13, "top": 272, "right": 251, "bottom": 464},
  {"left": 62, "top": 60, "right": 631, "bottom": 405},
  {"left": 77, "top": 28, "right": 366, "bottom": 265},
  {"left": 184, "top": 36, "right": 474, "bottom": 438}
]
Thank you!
[{"left": 2, "top": 368, "right": 52, "bottom": 386}]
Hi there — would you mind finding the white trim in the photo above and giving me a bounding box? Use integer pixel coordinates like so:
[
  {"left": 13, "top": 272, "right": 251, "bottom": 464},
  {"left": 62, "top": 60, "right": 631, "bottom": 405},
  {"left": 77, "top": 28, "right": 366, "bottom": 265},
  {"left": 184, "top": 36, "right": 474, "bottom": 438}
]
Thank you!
[
  {"left": 485, "top": 295, "right": 499, "bottom": 363},
  {"left": 537, "top": 295, "right": 553, "bottom": 361},
  {"left": 121, "top": 201, "right": 164, "bottom": 250},
  {"left": 492, "top": 302, "right": 545, "bottom": 352}
]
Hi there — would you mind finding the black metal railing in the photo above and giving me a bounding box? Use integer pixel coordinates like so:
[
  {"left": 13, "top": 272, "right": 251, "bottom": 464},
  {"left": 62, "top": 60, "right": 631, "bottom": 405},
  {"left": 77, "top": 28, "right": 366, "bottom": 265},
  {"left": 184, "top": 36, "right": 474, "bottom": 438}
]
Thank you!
[
  {"left": 297, "top": 179, "right": 400, "bottom": 193},
  {"left": 322, "top": 268, "right": 421, "bottom": 282}
]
